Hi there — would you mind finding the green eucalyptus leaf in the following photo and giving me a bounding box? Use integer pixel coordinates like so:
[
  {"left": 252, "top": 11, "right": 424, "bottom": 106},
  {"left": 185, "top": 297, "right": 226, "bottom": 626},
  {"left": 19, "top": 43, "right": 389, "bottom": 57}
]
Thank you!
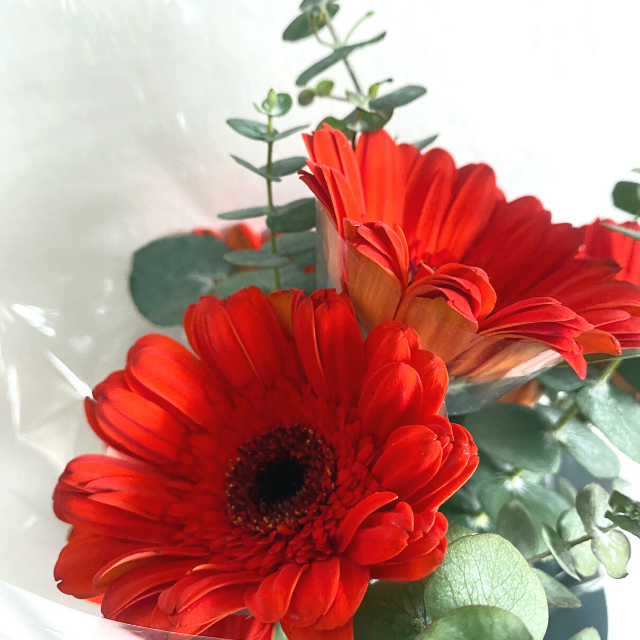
[
  {"left": 612, "top": 180, "right": 640, "bottom": 216},
  {"left": 591, "top": 529, "right": 630, "bottom": 578},
  {"left": 446, "top": 525, "right": 476, "bottom": 543},
  {"left": 223, "top": 250, "right": 290, "bottom": 269},
  {"left": 296, "top": 32, "right": 387, "bottom": 86},
  {"left": 317, "top": 116, "right": 351, "bottom": 136},
  {"left": 557, "top": 509, "right": 599, "bottom": 578},
  {"left": 606, "top": 490, "right": 640, "bottom": 538},
  {"left": 214, "top": 268, "right": 276, "bottom": 298},
  {"left": 601, "top": 221, "right": 640, "bottom": 240},
  {"left": 419, "top": 605, "right": 534, "bottom": 640},
  {"left": 283, "top": 2, "right": 339, "bottom": 41},
  {"left": 270, "top": 156, "right": 308, "bottom": 177},
  {"left": 298, "top": 88, "right": 315, "bottom": 106},
  {"left": 537, "top": 366, "right": 594, "bottom": 392},
  {"left": 412, "top": 134, "right": 438, "bottom": 150},
  {"left": 218, "top": 206, "right": 268, "bottom": 221},
  {"left": 274, "top": 230, "right": 316, "bottom": 255},
  {"left": 346, "top": 90, "right": 370, "bottom": 110},
  {"left": 555, "top": 477, "right": 578, "bottom": 505},
  {"left": 231, "top": 155, "right": 282, "bottom": 182},
  {"left": 478, "top": 477, "right": 570, "bottom": 553},
  {"left": 569, "top": 629, "right": 601, "bottom": 640},
  {"left": 263, "top": 92, "right": 293, "bottom": 117},
  {"left": 226, "top": 118, "right": 271, "bottom": 141},
  {"left": 315, "top": 79, "right": 334, "bottom": 96},
  {"left": 423, "top": 534, "right": 548, "bottom": 640},
  {"left": 353, "top": 580, "right": 428, "bottom": 640},
  {"left": 575, "top": 484, "right": 612, "bottom": 534},
  {"left": 369, "top": 84, "right": 427, "bottom": 110},
  {"left": 344, "top": 106, "right": 394, "bottom": 132},
  {"left": 461, "top": 404, "right": 561, "bottom": 473},
  {"left": 537, "top": 406, "right": 620, "bottom": 479},
  {"left": 539, "top": 523, "right": 580, "bottom": 580},
  {"left": 267, "top": 198, "right": 316, "bottom": 233},
  {"left": 556, "top": 419, "right": 620, "bottom": 479},
  {"left": 618, "top": 356, "right": 640, "bottom": 391},
  {"left": 271, "top": 124, "right": 310, "bottom": 141},
  {"left": 130, "top": 234, "right": 232, "bottom": 326},
  {"left": 531, "top": 569, "right": 581, "bottom": 608},
  {"left": 496, "top": 500, "right": 539, "bottom": 558},
  {"left": 576, "top": 381, "right": 640, "bottom": 463}
]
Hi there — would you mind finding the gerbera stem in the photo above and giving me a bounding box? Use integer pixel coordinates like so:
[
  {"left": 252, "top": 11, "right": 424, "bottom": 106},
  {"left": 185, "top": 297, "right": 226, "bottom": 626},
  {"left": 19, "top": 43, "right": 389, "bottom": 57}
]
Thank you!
[{"left": 266, "top": 116, "right": 282, "bottom": 290}]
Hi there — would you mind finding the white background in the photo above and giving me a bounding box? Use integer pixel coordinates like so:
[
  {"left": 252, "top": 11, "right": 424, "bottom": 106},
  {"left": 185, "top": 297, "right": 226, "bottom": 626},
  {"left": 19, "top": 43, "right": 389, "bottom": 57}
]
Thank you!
[{"left": 0, "top": 0, "right": 639, "bottom": 638}]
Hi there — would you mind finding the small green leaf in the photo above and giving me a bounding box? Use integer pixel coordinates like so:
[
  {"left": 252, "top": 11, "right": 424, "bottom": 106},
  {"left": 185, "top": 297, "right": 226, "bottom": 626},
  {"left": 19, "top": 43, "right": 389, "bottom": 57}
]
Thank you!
[
  {"left": 283, "top": 2, "right": 339, "bottom": 41},
  {"left": 555, "top": 477, "right": 577, "bottom": 505},
  {"left": 461, "top": 404, "right": 561, "bottom": 473},
  {"left": 223, "top": 250, "right": 290, "bottom": 269},
  {"left": 296, "top": 32, "right": 387, "bottom": 86},
  {"left": 591, "top": 529, "right": 630, "bottom": 578},
  {"left": 270, "top": 124, "right": 310, "bottom": 141},
  {"left": 231, "top": 155, "right": 282, "bottom": 182},
  {"left": 537, "top": 365, "right": 594, "bottom": 392},
  {"left": 267, "top": 198, "right": 316, "bottom": 233},
  {"left": 446, "top": 525, "right": 476, "bottom": 543},
  {"left": 618, "top": 356, "right": 640, "bottom": 391},
  {"left": 344, "top": 105, "right": 394, "bottom": 132},
  {"left": 270, "top": 156, "right": 308, "bottom": 177},
  {"left": 419, "top": 606, "right": 534, "bottom": 640},
  {"left": 575, "top": 484, "right": 611, "bottom": 534},
  {"left": 129, "top": 234, "right": 233, "bottom": 326},
  {"left": 576, "top": 381, "right": 640, "bottom": 463},
  {"left": 569, "top": 629, "right": 601, "bottom": 640},
  {"left": 218, "top": 206, "right": 268, "bottom": 221},
  {"left": 262, "top": 92, "right": 293, "bottom": 117},
  {"left": 369, "top": 84, "right": 427, "bottom": 110},
  {"left": 346, "top": 90, "right": 370, "bottom": 110},
  {"left": 298, "top": 88, "right": 315, "bottom": 106},
  {"left": 353, "top": 580, "right": 428, "bottom": 640},
  {"left": 315, "top": 79, "right": 334, "bottom": 96},
  {"left": 413, "top": 134, "right": 438, "bottom": 150},
  {"left": 226, "top": 118, "right": 271, "bottom": 141},
  {"left": 274, "top": 230, "right": 316, "bottom": 255},
  {"left": 531, "top": 569, "right": 581, "bottom": 608},
  {"left": 612, "top": 180, "right": 640, "bottom": 216},
  {"left": 557, "top": 509, "right": 599, "bottom": 578},
  {"left": 606, "top": 490, "right": 640, "bottom": 538},
  {"left": 317, "top": 116, "right": 351, "bottom": 136},
  {"left": 601, "top": 221, "right": 640, "bottom": 240},
  {"left": 424, "top": 534, "right": 548, "bottom": 640},
  {"left": 496, "top": 500, "right": 539, "bottom": 558},
  {"left": 540, "top": 523, "right": 580, "bottom": 580},
  {"left": 548, "top": 409, "right": 620, "bottom": 479}
]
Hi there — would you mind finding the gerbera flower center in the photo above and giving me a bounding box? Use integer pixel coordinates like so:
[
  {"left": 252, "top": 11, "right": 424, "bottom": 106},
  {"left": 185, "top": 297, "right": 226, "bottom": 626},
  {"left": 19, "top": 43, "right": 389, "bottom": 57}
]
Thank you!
[{"left": 225, "top": 425, "right": 336, "bottom": 535}]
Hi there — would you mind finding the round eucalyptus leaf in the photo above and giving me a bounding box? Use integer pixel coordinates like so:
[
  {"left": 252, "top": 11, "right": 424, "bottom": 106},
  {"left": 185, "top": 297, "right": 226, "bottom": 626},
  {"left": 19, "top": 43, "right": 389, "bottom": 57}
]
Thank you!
[
  {"left": 569, "top": 629, "right": 601, "bottom": 640},
  {"left": 557, "top": 509, "right": 600, "bottom": 578},
  {"left": 446, "top": 525, "right": 476, "bottom": 543},
  {"left": 591, "top": 529, "right": 630, "bottom": 579},
  {"left": 462, "top": 404, "right": 561, "bottom": 473},
  {"left": 575, "top": 483, "right": 612, "bottom": 534},
  {"left": 424, "top": 534, "right": 548, "bottom": 640},
  {"left": 130, "top": 234, "right": 232, "bottom": 326},
  {"left": 496, "top": 499, "right": 539, "bottom": 558},
  {"left": 540, "top": 523, "right": 580, "bottom": 580},
  {"left": 419, "top": 605, "right": 534, "bottom": 640},
  {"left": 531, "top": 568, "right": 581, "bottom": 609}
]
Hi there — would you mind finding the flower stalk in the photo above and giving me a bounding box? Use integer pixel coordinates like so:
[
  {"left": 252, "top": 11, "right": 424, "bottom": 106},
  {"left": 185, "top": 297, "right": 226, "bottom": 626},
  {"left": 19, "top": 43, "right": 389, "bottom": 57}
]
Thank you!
[{"left": 265, "top": 115, "right": 281, "bottom": 290}]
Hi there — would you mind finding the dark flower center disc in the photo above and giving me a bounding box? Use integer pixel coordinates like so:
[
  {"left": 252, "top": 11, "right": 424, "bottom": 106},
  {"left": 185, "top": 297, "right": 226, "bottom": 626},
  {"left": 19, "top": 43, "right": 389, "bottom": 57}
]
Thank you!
[{"left": 225, "top": 425, "right": 336, "bottom": 535}]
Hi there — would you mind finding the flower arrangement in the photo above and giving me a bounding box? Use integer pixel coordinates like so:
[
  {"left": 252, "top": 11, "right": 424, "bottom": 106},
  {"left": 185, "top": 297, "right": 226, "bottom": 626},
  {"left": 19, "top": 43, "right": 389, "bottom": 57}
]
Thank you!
[{"left": 48, "top": 2, "right": 640, "bottom": 640}]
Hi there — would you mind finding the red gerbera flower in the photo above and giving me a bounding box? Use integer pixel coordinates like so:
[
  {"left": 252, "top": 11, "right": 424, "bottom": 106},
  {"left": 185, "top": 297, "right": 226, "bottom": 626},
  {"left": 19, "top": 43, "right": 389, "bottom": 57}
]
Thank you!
[
  {"left": 301, "top": 126, "right": 640, "bottom": 380},
  {"left": 53, "top": 287, "right": 478, "bottom": 640},
  {"left": 581, "top": 218, "right": 640, "bottom": 286}
]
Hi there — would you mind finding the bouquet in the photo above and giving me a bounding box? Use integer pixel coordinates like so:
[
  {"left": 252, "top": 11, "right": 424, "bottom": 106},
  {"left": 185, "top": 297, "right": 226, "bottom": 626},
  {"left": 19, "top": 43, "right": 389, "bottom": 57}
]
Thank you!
[{"left": 40, "top": 2, "right": 640, "bottom": 639}]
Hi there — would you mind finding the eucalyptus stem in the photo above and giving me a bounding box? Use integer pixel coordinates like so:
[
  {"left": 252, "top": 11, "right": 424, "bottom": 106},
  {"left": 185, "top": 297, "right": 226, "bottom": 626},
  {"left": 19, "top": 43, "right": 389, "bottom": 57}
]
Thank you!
[
  {"left": 343, "top": 10, "right": 373, "bottom": 44},
  {"left": 265, "top": 116, "right": 281, "bottom": 290},
  {"left": 527, "top": 525, "right": 616, "bottom": 565},
  {"left": 323, "top": 9, "right": 364, "bottom": 95},
  {"left": 599, "top": 358, "right": 622, "bottom": 383}
]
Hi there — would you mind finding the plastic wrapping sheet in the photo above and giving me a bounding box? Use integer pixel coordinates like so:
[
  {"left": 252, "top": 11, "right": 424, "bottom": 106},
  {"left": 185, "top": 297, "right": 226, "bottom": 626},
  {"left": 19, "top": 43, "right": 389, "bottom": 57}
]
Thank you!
[{"left": 316, "top": 203, "right": 562, "bottom": 414}]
